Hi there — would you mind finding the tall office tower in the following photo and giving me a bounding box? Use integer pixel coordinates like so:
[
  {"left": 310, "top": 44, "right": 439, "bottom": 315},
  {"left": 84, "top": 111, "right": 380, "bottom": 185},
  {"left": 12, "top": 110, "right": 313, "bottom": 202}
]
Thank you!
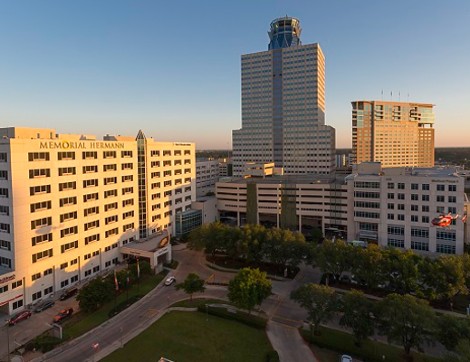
[
  {"left": 232, "top": 17, "right": 336, "bottom": 177},
  {"left": 352, "top": 100, "right": 435, "bottom": 168}
]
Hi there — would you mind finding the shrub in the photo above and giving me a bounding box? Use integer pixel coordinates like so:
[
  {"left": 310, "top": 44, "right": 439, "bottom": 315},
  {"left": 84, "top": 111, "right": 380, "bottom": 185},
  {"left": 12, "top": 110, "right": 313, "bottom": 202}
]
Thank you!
[{"left": 198, "top": 305, "right": 267, "bottom": 329}]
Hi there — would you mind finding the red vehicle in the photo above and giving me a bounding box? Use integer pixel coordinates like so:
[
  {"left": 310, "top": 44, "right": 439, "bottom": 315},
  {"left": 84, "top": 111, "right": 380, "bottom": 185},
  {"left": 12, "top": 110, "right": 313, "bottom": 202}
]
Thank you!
[
  {"left": 431, "top": 213, "right": 459, "bottom": 228},
  {"left": 8, "top": 310, "right": 32, "bottom": 325},
  {"left": 53, "top": 308, "right": 74, "bottom": 323}
]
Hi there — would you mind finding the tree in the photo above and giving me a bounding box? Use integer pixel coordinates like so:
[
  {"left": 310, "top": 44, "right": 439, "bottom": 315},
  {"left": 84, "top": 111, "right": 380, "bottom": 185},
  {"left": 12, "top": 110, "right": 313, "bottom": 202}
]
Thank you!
[
  {"left": 316, "top": 240, "right": 353, "bottom": 283},
  {"left": 382, "top": 249, "right": 421, "bottom": 295},
  {"left": 176, "top": 273, "right": 205, "bottom": 301},
  {"left": 429, "top": 256, "right": 468, "bottom": 310},
  {"left": 77, "top": 278, "right": 114, "bottom": 313},
  {"left": 291, "top": 283, "right": 337, "bottom": 336},
  {"left": 228, "top": 268, "right": 272, "bottom": 313},
  {"left": 242, "top": 224, "right": 268, "bottom": 264},
  {"left": 264, "top": 228, "right": 307, "bottom": 271},
  {"left": 339, "top": 290, "right": 375, "bottom": 346},
  {"left": 350, "top": 245, "right": 386, "bottom": 291},
  {"left": 377, "top": 293, "right": 436, "bottom": 356},
  {"left": 436, "top": 314, "right": 470, "bottom": 351}
]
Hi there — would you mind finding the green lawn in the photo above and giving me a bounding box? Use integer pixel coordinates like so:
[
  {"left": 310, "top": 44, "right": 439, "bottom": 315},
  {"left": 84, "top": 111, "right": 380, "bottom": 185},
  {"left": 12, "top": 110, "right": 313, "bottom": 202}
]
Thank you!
[
  {"left": 63, "top": 274, "right": 164, "bottom": 339},
  {"left": 301, "top": 326, "right": 442, "bottom": 362},
  {"left": 103, "top": 311, "right": 276, "bottom": 362}
]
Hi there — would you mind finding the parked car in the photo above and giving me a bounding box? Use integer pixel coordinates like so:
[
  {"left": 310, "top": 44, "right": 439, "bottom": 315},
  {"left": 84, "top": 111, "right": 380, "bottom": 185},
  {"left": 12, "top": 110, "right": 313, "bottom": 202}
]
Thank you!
[
  {"left": 339, "top": 275, "right": 351, "bottom": 284},
  {"left": 53, "top": 308, "right": 74, "bottom": 323},
  {"left": 33, "top": 299, "right": 55, "bottom": 313},
  {"left": 8, "top": 310, "right": 32, "bottom": 325},
  {"left": 341, "top": 355, "right": 353, "bottom": 362},
  {"left": 164, "top": 276, "right": 176, "bottom": 286},
  {"left": 59, "top": 287, "right": 78, "bottom": 301}
]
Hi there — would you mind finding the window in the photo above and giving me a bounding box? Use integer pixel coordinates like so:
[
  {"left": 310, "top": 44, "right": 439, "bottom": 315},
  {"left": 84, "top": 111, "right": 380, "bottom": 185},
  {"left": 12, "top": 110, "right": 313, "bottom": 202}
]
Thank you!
[
  {"left": 123, "top": 223, "right": 134, "bottom": 232},
  {"left": 163, "top": 170, "right": 172, "bottom": 177},
  {"left": 122, "top": 187, "right": 133, "bottom": 195},
  {"left": 448, "top": 207, "right": 457, "bottom": 214},
  {"left": 84, "top": 206, "right": 99, "bottom": 216},
  {"left": 92, "top": 250, "right": 100, "bottom": 257},
  {"left": 436, "top": 244, "right": 456, "bottom": 254},
  {"left": 82, "top": 151, "right": 97, "bottom": 159},
  {"left": 0, "top": 170, "right": 7, "bottom": 180},
  {"left": 388, "top": 226, "right": 404, "bottom": 235},
  {"left": 0, "top": 257, "right": 11, "bottom": 268},
  {"left": 411, "top": 228, "right": 429, "bottom": 238},
  {"left": 71, "top": 275, "right": 79, "bottom": 283},
  {"left": 30, "top": 201, "right": 52, "bottom": 213},
  {"left": 164, "top": 180, "right": 172, "bottom": 187},
  {"left": 387, "top": 182, "right": 394, "bottom": 189},
  {"left": 85, "top": 270, "right": 92, "bottom": 277},
  {"left": 0, "top": 239, "right": 11, "bottom": 250},
  {"left": 83, "top": 193, "right": 99, "bottom": 202},
  {"left": 437, "top": 184, "right": 445, "bottom": 191},
  {"left": 398, "top": 204, "right": 405, "bottom": 210},
  {"left": 448, "top": 185, "right": 457, "bottom": 192},
  {"left": 123, "top": 210, "right": 134, "bottom": 219},
  {"left": 0, "top": 188, "right": 9, "bottom": 198},
  {"left": 60, "top": 280, "right": 69, "bottom": 288},
  {"left": 103, "top": 164, "right": 117, "bottom": 172},
  {"left": 59, "top": 181, "right": 76, "bottom": 191},
  {"left": 84, "top": 220, "right": 100, "bottom": 231},
  {"left": 436, "top": 206, "right": 445, "bottom": 213},
  {"left": 61, "top": 240, "right": 78, "bottom": 253},
  {"left": 163, "top": 160, "right": 171, "bottom": 167},
  {"left": 104, "top": 177, "right": 117, "bottom": 185},
  {"left": 411, "top": 215, "right": 418, "bottom": 222},
  {"left": 411, "top": 205, "right": 418, "bottom": 211},
  {"left": 29, "top": 169, "right": 50, "bottom": 178},
  {"left": 58, "top": 151, "right": 75, "bottom": 160},
  {"left": 44, "top": 286, "right": 53, "bottom": 295},
  {"left": 28, "top": 152, "right": 49, "bottom": 161},
  {"left": 0, "top": 205, "right": 9, "bottom": 215},
  {"left": 105, "top": 215, "right": 118, "bottom": 224},
  {"left": 387, "top": 193, "right": 394, "bottom": 199},
  {"left": 411, "top": 183, "right": 418, "bottom": 190},
  {"left": 151, "top": 150, "right": 160, "bottom": 157},
  {"left": 436, "top": 195, "right": 445, "bottom": 203},
  {"left": 353, "top": 211, "right": 379, "bottom": 218},
  {"left": 122, "top": 175, "right": 133, "bottom": 182},
  {"left": 387, "top": 238, "right": 404, "bottom": 248},
  {"left": 60, "top": 196, "right": 77, "bottom": 207},
  {"left": 121, "top": 150, "right": 133, "bottom": 158},
  {"left": 0, "top": 153, "right": 8, "bottom": 162},
  {"left": 121, "top": 163, "right": 133, "bottom": 170},
  {"left": 44, "top": 268, "right": 53, "bottom": 276},
  {"left": 105, "top": 228, "right": 119, "bottom": 237},
  {"left": 103, "top": 151, "right": 116, "bottom": 159},
  {"left": 84, "top": 253, "right": 91, "bottom": 260},
  {"left": 0, "top": 223, "right": 10, "bottom": 233},
  {"left": 83, "top": 179, "right": 99, "bottom": 188},
  {"left": 422, "top": 194, "right": 430, "bottom": 202},
  {"left": 60, "top": 211, "right": 77, "bottom": 223},
  {"left": 163, "top": 150, "right": 171, "bottom": 156},
  {"left": 122, "top": 199, "right": 134, "bottom": 207},
  {"left": 60, "top": 262, "right": 68, "bottom": 269},
  {"left": 436, "top": 230, "right": 456, "bottom": 241},
  {"left": 32, "top": 249, "right": 53, "bottom": 263},
  {"left": 12, "top": 280, "right": 22, "bottom": 289},
  {"left": 71, "top": 258, "right": 78, "bottom": 265},
  {"left": 58, "top": 167, "right": 76, "bottom": 176},
  {"left": 60, "top": 226, "right": 78, "bottom": 238},
  {"left": 31, "top": 217, "right": 52, "bottom": 230},
  {"left": 85, "top": 234, "right": 100, "bottom": 245},
  {"left": 422, "top": 205, "right": 429, "bottom": 212},
  {"left": 422, "top": 184, "right": 430, "bottom": 191},
  {"left": 30, "top": 185, "right": 51, "bottom": 196},
  {"left": 105, "top": 202, "right": 118, "bottom": 212},
  {"left": 398, "top": 214, "right": 405, "bottom": 221},
  {"left": 0, "top": 285, "right": 9, "bottom": 294},
  {"left": 32, "top": 233, "right": 52, "bottom": 246},
  {"left": 448, "top": 196, "right": 457, "bottom": 203},
  {"left": 411, "top": 194, "right": 418, "bottom": 201},
  {"left": 83, "top": 165, "right": 98, "bottom": 173},
  {"left": 387, "top": 213, "right": 395, "bottom": 220},
  {"left": 397, "top": 193, "right": 405, "bottom": 200},
  {"left": 397, "top": 183, "right": 405, "bottom": 190},
  {"left": 104, "top": 189, "right": 118, "bottom": 198},
  {"left": 411, "top": 241, "right": 429, "bottom": 251},
  {"left": 32, "top": 291, "right": 42, "bottom": 301}
]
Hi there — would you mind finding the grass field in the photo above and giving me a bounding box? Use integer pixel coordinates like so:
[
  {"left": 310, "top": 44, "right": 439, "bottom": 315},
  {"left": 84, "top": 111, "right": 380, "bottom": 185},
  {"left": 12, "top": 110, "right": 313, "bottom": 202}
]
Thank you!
[{"left": 102, "top": 311, "right": 276, "bottom": 362}]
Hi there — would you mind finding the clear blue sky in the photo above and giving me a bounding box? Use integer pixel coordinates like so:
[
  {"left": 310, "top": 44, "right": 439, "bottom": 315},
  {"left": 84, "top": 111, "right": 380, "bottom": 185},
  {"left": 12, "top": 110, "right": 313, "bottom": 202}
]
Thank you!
[{"left": 1, "top": 0, "right": 469, "bottom": 149}]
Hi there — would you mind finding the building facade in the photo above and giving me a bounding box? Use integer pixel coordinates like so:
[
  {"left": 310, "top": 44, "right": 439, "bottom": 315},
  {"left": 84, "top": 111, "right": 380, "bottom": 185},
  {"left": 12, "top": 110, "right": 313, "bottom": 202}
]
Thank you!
[
  {"left": 0, "top": 127, "right": 195, "bottom": 315},
  {"left": 216, "top": 163, "right": 468, "bottom": 256},
  {"left": 196, "top": 159, "right": 220, "bottom": 197},
  {"left": 232, "top": 16, "right": 335, "bottom": 177},
  {"left": 352, "top": 100, "right": 435, "bottom": 167}
]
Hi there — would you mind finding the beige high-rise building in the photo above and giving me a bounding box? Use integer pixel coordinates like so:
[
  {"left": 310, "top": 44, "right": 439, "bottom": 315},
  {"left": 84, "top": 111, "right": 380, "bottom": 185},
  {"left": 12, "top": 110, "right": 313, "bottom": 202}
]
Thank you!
[
  {"left": 0, "top": 127, "right": 195, "bottom": 315},
  {"left": 352, "top": 100, "right": 435, "bottom": 168}
]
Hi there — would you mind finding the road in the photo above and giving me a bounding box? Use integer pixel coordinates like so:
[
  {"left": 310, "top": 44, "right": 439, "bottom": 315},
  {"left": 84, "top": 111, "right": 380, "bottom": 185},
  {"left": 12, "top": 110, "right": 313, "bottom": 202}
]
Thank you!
[{"left": 0, "top": 245, "right": 322, "bottom": 362}]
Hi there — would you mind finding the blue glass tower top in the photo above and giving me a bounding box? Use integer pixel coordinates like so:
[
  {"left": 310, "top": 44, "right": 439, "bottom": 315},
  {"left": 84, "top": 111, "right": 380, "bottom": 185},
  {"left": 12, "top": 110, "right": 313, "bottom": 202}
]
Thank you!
[{"left": 268, "top": 16, "right": 302, "bottom": 50}]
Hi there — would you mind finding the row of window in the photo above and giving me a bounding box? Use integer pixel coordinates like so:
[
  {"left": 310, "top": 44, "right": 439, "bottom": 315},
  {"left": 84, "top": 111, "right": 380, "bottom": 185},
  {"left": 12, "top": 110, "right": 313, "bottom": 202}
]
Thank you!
[
  {"left": 387, "top": 182, "right": 457, "bottom": 192},
  {"left": 28, "top": 151, "right": 133, "bottom": 161}
]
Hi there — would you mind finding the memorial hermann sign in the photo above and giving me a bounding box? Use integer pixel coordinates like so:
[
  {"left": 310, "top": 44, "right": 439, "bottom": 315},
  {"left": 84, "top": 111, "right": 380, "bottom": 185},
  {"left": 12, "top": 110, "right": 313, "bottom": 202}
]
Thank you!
[{"left": 39, "top": 141, "right": 125, "bottom": 149}]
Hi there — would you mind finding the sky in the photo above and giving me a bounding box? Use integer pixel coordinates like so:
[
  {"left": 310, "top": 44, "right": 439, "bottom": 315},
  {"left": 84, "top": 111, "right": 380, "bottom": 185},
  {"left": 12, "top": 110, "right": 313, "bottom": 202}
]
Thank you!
[{"left": 0, "top": 0, "right": 469, "bottom": 149}]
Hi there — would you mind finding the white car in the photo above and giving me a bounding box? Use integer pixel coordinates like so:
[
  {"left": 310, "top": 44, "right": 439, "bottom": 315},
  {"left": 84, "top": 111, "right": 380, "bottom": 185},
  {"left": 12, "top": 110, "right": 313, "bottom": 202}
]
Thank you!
[
  {"left": 340, "top": 355, "right": 353, "bottom": 362},
  {"left": 164, "top": 276, "right": 176, "bottom": 286}
]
